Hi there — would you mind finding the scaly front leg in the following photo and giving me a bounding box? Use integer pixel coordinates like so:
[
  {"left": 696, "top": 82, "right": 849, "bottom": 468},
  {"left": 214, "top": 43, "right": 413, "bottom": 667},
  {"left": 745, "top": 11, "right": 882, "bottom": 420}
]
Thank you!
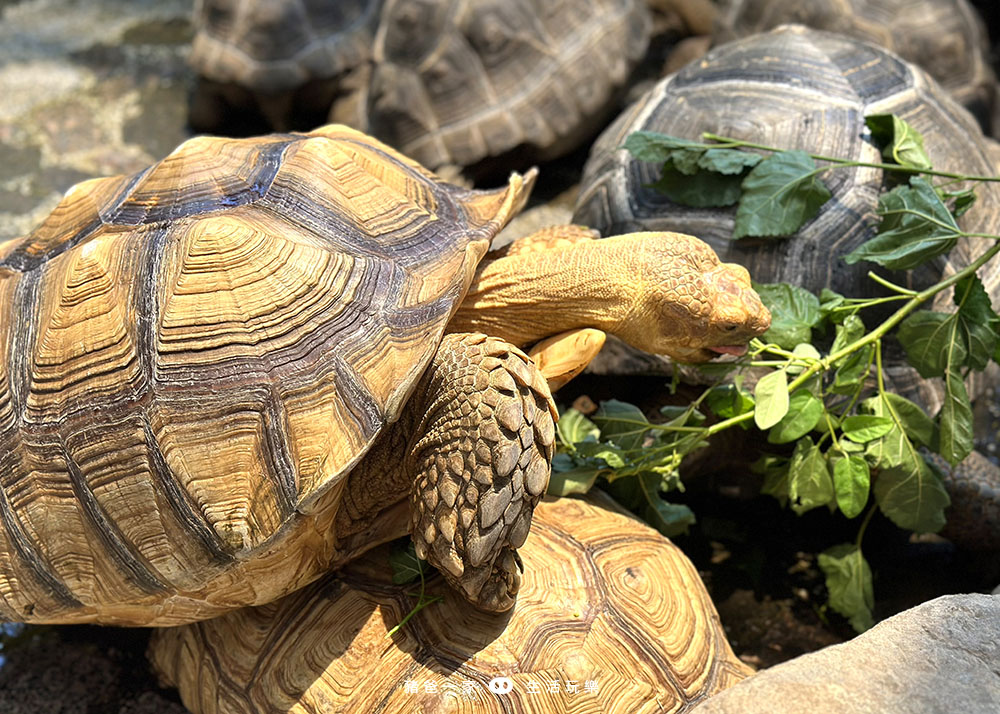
[{"left": 408, "top": 333, "right": 556, "bottom": 612}]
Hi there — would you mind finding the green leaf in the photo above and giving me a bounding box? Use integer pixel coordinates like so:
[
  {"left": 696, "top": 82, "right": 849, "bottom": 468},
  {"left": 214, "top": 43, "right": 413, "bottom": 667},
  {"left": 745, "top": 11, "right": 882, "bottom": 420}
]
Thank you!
[
  {"left": 706, "top": 384, "right": 755, "bottom": 420},
  {"left": 939, "top": 370, "right": 974, "bottom": 466},
  {"left": 818, "top": 544, "right": 875, "bottom": 632},
  {"left": 864, "top": 114, "right": 932, "bottom": 170},
  {"left": 733, "top": 151, "right": 832, "bottom": 238},
  {"left": 860, "top": 394, "right": 921, "bottom": 469},
  {"left": 698, "top": 148, "right": 762, "bottom": 174},
  {"left": 831, "top": 454, "right": 870, "bottom": 519},
  {"left": 788, "top": 437, "right": 834, "bottom": 514},
  {"left": 389, "top": 542, "right": 428, "bottom": 585},
  {"left": 787, "top": 343, "right": 822, "bottom": 376},
  {"left": 754, "top": 282, "right": 822, "bottom": 348},
  {"left": 954, "top": 275, "right": 999, "bottom": 371},
  {"left": 755, "top": 455, "right": 791, "bottom": 507},
  {"left": 829, "top": 315, "right": 868, "bottom": 394},
  {"left": 897, "top": 310, "right": 963, "bottom": 378},
  {"left": 547, "top": 466, "right": 601, "bottom": 496},
  {"left": 575, "top": 441, "right": 627, "bottom": 469},
  {"left": 879, "top": 393, "right": 934, "bottom": 447},
  {"left": 551, "top": 452, "right": 576, "bottom": 472},
  {"left": 831, "top": 344, "right": 874, "bottom": 394},
  {"left": 659, "top": 405, "right": 705, "bottom": 427},
  {"left": 624, "top": 132, "right": 761, "bottom": 179},
  {"left": 767, "top": 389, "right": 824, "bottom": 444},
  {"left": 819, "top": 288, "right": 846, "bottom": 318},
  {"left": 862, "top": 393, "right": 950, "bottom": 531},
  {"left": 844, "top": 177, "right": 961, "bottom": 270},
  {"left": 557, "top": 409, "right": 599, "bottom": 446},
  {"left": 830, "top": 314, "right": 865, "bottom": 354},
  {"left": 638, "top": 473, "right": 696, "bottom": 537},
  {"left": 647, "top": 163, "right": 744, "bottom": 207},
  {"left": 592, "top": 400, "right": 650, "bottom": 450},
  {"left": 874, "top": 457, "right": 950, "bottom": 533},
  {"left": 941, "top": 186, "right": 976, "bottom": 218},
  {"left": 623, "top": 131, "right": 704, "bottom": 164},
  {"left": 841, "top": 415, "right": 894, "bottom": 443},
  {"left": 754, "top": 369, "right": 790, "bottom": 430}
]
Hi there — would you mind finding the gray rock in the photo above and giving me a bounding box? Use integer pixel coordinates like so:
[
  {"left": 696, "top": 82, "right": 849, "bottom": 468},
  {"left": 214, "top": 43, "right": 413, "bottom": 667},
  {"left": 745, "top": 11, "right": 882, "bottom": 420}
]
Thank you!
[
  {"left": 0, "top": 0, "right": 193, "bottom": 242},
  {"left": 696, "top": 594, "right": 1000, "bottom": 714}
]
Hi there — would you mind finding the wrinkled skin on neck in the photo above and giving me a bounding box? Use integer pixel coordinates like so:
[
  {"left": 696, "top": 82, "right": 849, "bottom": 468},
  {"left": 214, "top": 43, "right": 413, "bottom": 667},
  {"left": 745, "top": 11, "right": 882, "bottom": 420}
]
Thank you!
[{"left": 450, "top": 231, "right": 771, "bottom": 361}]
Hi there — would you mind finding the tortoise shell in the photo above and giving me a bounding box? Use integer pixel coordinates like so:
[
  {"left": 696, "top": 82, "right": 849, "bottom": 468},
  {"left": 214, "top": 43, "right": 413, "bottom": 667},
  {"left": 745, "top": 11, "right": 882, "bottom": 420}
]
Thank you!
[
  {"left": 190, "top": 0, "right": 380, "bottom": 93},
  {"left": 0, "top": 124, "right": 531, "bottom": 626},
  {"left": 366, "top": 0, "right": 652, "bottom": 170},
  {"left": 574, "top": 25, "right": 1000, "bottom": 315},
  {"left": 714, "top": 0, "right": 997, "bottom": 132},
  {"left": 188, "top": 0, "right": 382, "bottom": 133},
  {"left": 149, "top": 495, "right": 753, "bottom": 713}
]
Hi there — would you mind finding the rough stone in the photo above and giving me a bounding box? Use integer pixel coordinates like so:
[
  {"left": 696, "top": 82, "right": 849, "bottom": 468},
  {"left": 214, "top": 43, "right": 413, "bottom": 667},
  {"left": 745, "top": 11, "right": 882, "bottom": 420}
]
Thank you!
[
  {"left": 0, "top": 0, "right": 192, "bottom": 242},
  {"left": 696, "top": 594, "right": 1000, "bottom": 714}
]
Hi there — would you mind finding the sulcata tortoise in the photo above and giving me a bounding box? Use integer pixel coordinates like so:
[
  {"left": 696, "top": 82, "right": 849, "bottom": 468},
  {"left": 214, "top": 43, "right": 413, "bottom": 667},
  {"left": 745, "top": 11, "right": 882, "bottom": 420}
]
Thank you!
[
  {"left": 574, "top": 25, "right": 1000, "bottom": 548},
  {"left": 365, "top": 0, "right": 650, "bottom": 172},
  {"left": 189, "top": 0, "right": 652, "bottom": 172},
  {"left": 188, "top": 0, "right": 382, "bottom": 135},
  {"left": 713, "top": 0, "right": 998, "bottom": 134},
  {"left": 150, "top": 494, "right": 753, "bottom": 714},
  {"left": 0, "top": 124, "right": 770, "bottom": 626}
]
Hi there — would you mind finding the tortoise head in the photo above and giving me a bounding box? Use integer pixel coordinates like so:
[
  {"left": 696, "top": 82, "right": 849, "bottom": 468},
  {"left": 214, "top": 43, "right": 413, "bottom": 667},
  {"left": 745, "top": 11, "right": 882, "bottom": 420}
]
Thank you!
[{"left": 612, "top": 232, "right": 771, "bottom": 363}]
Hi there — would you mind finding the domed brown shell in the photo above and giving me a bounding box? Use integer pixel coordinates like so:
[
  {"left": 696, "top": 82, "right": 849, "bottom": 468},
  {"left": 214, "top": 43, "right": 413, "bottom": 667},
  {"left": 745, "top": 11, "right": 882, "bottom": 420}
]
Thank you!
[
  {"left": 574, "top": 25, "right": 1000, "bottom": 316},
  {"left": 190, "top": 0, "right": 380, "bottom": 93},
  {"left": 149, "top": 495, "right": 753, "bottom": 714},
  {"left": 0, "top": 124, "right": 531, "bottom": 626},
  {"left": 367, "top": 0, "right": 652, "bottom": 170},
  {"left": 714, "top": 0, "right": 997, "bottom": 132}
]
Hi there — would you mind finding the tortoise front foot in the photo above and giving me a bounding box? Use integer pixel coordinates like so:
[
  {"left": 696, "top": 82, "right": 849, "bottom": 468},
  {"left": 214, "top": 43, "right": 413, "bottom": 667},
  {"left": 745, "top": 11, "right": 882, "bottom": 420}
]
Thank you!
[{"left": 409, "top": 333, "right": 556, "bottom": 612}]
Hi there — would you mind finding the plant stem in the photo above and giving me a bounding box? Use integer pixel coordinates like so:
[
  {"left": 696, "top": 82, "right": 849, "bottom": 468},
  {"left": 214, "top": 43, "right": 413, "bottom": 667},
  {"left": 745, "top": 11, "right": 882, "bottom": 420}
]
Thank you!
[
  {"left": 787, "top": 238, "right": 1000, "bottom": 393},
  {"left": 386, "top": 562, "right": 442, "bottom": 638},
  {"left": 701, "top": 133, "right": 1000, "bottom": 183},
  {"left": 855, "top": 503, "right": 878, "bottom": 548},
  {"left": 385, "top": 594, "right": 442, "bottom": 637},
  {"left": 866, "top": 272, "right": 917, "bottom": 296},
  {"left": 705, "top": 411, "right": 755, "bottom": 435}
]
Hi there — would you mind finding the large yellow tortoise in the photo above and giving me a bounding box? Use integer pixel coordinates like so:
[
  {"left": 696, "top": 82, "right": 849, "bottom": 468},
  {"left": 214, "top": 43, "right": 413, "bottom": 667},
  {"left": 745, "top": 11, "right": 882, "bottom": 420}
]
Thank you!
[{"left": 0, "top": 124, "right": 769, "bottom": 626}]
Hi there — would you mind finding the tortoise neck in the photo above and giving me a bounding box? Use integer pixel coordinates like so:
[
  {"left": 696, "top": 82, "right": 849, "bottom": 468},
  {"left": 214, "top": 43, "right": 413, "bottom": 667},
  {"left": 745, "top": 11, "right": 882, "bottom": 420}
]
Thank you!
[{"left": 447, "top": 238, "right": 636, "bottom": 348}]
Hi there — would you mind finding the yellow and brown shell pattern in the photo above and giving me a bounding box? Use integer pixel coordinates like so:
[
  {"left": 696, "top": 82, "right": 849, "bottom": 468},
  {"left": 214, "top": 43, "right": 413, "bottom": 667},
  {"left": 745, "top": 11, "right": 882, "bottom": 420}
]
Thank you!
[{"left": 0, "top": 124, "right": 529, "bottom": 626}]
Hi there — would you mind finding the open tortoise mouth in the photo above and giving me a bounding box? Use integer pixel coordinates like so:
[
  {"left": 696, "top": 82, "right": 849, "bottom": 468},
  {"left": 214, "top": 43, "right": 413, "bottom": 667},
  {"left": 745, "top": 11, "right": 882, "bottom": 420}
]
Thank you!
[{"left": 708, "top": 344, "right": 749, "bottom": 357}]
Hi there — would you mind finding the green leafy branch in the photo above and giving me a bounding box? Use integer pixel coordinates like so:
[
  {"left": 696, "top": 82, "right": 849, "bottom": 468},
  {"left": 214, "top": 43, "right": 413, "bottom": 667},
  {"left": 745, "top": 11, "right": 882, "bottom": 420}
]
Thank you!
[
  {"left": 624, "top": 115, "right": 1000, "bottom": 242},
  {"left": 557, "top": 117, "right": 1000, "bottom": 632},
  {"left": 551, "top": 400, "right": 705, "bottom": 536}
]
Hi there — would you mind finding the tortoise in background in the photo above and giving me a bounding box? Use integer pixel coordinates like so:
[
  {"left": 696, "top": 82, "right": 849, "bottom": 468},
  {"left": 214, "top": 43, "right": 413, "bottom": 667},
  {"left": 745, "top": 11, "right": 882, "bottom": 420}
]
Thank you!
[
  {"left": 188, "top": 0, "right": 382, "bottom": 135},
  {"left": 574, "top": 25, "right": 1000, "bottom": 549},
  {"left": 366, "top": 0, "right": 650, "bottom": 172},
  {"left": 188, "top": 0, "right": 652, "bottom": 173},
  {"left": 575, "top": 25, "right": 1000, "bottom": 327},
  {"left": 712, "top": 0, "right": 998, "bottom": 134},
  {"left": 150, "top": 494, "right": 753, "bottom": 714},
  {"left": 0, "top": 124, "right": 769, "bottom": 627}
]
